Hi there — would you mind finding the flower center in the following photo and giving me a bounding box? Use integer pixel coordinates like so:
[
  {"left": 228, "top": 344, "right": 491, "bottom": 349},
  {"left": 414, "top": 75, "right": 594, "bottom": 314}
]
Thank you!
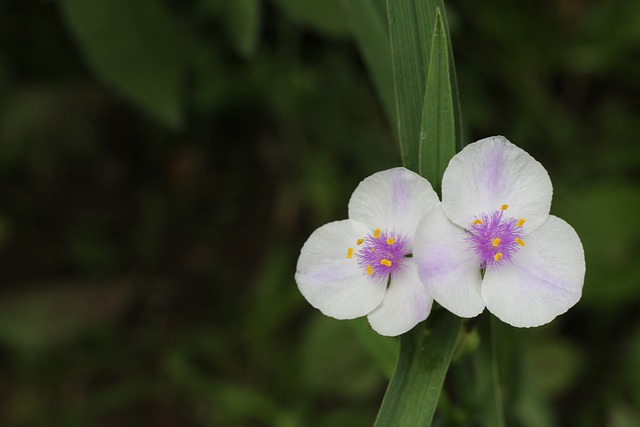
[
  {"left": 467, "top": 204, "right": 526, "bottom": 269},
  {"left": 346, "top": 228, "right": 410, "bottom": 282}
]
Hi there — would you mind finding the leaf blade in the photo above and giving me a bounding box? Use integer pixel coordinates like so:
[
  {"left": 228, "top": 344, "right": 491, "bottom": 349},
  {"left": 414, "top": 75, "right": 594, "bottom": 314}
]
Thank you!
[
  {"left": 386, "top": 0, "right": 463, "bottom": 172},
  {"left": 373, "top": 310, "right": 462, "bottom": 427},
  {"left": 342, "top": 0, "right": 396, "bottom": 127},
  {"left": 60, "top": 0, "right": 187, "bottom": 128},
  {"left": 419, "top": 8, "right": 456, "bottom": 191}
]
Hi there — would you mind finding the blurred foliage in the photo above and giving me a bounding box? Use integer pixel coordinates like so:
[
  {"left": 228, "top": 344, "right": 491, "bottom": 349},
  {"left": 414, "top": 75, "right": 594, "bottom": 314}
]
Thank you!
[{"left": 0, "top": 0, "right": 637, "bottom": 426}]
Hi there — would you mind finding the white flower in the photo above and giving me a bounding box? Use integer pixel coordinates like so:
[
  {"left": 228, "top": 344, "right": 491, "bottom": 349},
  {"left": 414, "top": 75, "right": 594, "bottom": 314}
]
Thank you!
[
  {"left": 414, "top": 136, "right": 585, "bottom": 327},
  {"left": 295, "top": 168, "right": 439, "bottom": 336}
]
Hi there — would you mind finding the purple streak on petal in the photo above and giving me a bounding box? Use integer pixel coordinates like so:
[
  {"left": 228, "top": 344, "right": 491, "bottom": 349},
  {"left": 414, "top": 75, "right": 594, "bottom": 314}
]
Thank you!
[
  {"left": 417, "top": 242, "right": 479, "bottom": 280},
  {"left": 392, "top": 168, "right": 411, "bottom": 213},
  {"left": 408, "top": 279, "right": 430, "bottom": 317},
  {"left": 305, "top": 266, "right": 351, "bottom": 283},
  {"left": 483, "top": 145, "right": 504, "bottom": 195},
  {"left": 517, "top": 266, "right": 566, "bottom": 293}
]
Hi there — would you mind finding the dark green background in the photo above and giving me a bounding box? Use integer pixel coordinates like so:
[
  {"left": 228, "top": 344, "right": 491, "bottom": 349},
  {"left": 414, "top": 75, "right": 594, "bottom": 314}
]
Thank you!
[{"left": 0, "top": 0, "right": 638, "bottom": 426}]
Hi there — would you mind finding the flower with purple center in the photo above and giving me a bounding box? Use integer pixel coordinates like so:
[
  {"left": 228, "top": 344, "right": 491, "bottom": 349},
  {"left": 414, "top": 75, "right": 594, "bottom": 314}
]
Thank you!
[
  {"left": 295, "top": 168, "right": 439, "bottom": 336},
  {"left": 414, "top": 136, "right": 585, "bottom": 327}
]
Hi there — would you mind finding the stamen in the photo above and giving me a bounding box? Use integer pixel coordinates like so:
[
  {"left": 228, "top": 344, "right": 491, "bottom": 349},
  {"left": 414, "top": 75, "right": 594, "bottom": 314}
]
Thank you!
[
  {"left": 472, "top": 219, "right": 484, "bottom": 225},
  {"left": 356, "top": 238, "right": 364, "bottom": 246},
  {"left": 467, "top": 209, "right": 525, "bottom": 270},
  {"left": 347, "top": 248, "right": 354, "bottom": 259},
  {"left": 356, "top": 230, "right": 410, "bottom": 280},
  {"left": 501, "top": 204, "right": 509, "bottom": 210},
  {"left": 517, "top": 218, "right": 526, "bottom": 227}
]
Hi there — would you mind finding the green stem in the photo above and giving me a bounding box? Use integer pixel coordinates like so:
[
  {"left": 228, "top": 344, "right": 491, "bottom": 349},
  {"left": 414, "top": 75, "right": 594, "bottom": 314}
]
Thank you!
[
  {"left": 373, "top": 309, "right": 461, "bottom": 427},
  {"left": 491, "top": 316, "right": 506, "bottom": 427}
]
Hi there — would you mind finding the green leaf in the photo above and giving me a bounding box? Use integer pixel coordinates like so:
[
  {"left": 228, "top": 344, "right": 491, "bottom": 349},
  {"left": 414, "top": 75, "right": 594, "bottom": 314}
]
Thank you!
[
  {"left": 349, "top": 317, "right": 399, "bottom": 378},
  {"left": 419, "top": 9, "right": 456, "bottom": 191},
  {"left": 554, "top": 182, "right": 640, "bottom": 308},
  {"left": 373, "top": 310, "right": 461, "bottom": 427},
  {"left": 60, "top": 0, "right": 186, "bottom": 129},
  {"left": 225, "top": 0, "right": 262, "bottom": 59},
  {"left": 386, "top": 0, "right": 462, "bottom": 171},
  {"left": 342, "top": 0, "right": 396, "bottom": 127}
]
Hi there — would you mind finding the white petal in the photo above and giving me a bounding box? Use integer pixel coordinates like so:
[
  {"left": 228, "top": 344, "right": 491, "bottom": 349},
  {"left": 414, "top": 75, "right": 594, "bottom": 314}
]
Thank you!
[
  {"left": 414, "top": 204, "right": 485, "bottom": 318},
  {"left": 348, "top": 167, "right": 440, "bottom": 239},
  {"left": 482, "top": 215, "right": 585, "bottom": 328},
  {"left": 442, "top": 136, "right": 553, "bottom": 233},
  {"left": 295, "top": 220, "right": 387, "bottom": 319},
  {"left": 367, "top": 261, "right": 433, "bottom": 336}
]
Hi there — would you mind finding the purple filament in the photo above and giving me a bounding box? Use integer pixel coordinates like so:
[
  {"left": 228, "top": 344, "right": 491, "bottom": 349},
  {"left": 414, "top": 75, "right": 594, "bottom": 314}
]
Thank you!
[
  {"left": 467, "top": 209, "right": 524, "bottom": 270},
  {"left": 356, "top": 230, "right": 410, "bottom": 282}
]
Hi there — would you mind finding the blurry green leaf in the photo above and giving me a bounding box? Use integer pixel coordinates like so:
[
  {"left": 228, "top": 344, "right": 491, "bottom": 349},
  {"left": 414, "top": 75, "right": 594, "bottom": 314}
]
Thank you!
[
  {"left": 349, "top": 317, "right": 399, "bottom": 378},
  {"left": 512, "top": 352, "right": 556, "bottom": 427},
  {"left": 609, "top": 404, "right": 640, "bottom": 427},
  {"left": 627, "top": 324, "right": 640, "bottom": 408},
  {"left": 554, "top": 183, "right": 640, "bottom": 307},
  {"left": 374, "top": 310, "right": 461, "bottom": 427},
  {"left": 526, "top": 338, "right": 583, "bottom": 399},
  {"left": 272, "top": 0, "right": 350, "bottom": 38},
  {"left": 300, "top": 316, "right": 384, "bottom": 398},
  {"left": 419, "top": 9, "right": 455, "bottom": 191},
  {"left": 246, "top": 244, "right": 303, "bottom": 339},
  {"left": 386, "top": 0, "right": 461, "bottom": 172},
  {"left": 60, "top": 0, "right": 186, "bottom": 128},
  {"left": 0, "top": 281, "right": 132, "bottom": 353},
  {"left": 165, "top": 349, "right": 283, "bottom": 424},
  {"left": 342, "top": 0, "right": 396, "bottom": 127},
  {"left": 452, "top": 326, "right": 480, "bottom": 362},
  {"left": 224, "top": 0, "right": 262, "bottom": 58}
]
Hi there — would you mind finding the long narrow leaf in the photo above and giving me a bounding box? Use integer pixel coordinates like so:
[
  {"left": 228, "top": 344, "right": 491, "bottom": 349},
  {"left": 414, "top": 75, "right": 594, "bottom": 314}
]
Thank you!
[
  {"left": 419, "top": 8, "right": 456, "bottom": 191},
  {"left": 386, "top": 0, "right": 462, "bottom": 171},
  {"left": 342, "top": 0, "right": 396, "bottom": 127},
  {"left": 373, "top": 310, "right": 462, "bottom": 427},
  {"left": 386, "top": 0, "right": 424, "bottom": 171}
]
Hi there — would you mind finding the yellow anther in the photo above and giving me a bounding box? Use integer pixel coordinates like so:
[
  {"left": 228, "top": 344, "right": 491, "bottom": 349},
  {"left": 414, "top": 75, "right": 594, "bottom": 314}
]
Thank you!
[
  {"left": 386, "top": 238, "right": 395, "bottom": 245},
  {"left": 517, "top": 218, "right": 526, "bottom": 227},
  {"left": 347, "top": 248, "right": 354, "bottom": 259},
  {"left": 380, "top": 259, "right": 392, "bottom": 267},
  {"left": 494, "top": 252, "right": 503, "bottom": 261},
  {"left": 515, "top": 238, "right": 525, "bottom": 247},
  {"left": 472, "top": 219, "right": 483, "bottom": 225},
  {"left": 367, "top": 265, "right": 373, "bottom": 275},
  {"left": 501, "top": 204, "right": 509, "bottom": 210},
  {"left": 373, "top": 228, "right": 381, "bottom": 239},
  {"left": 492, "top": 238, "right": 501, "bottom": 247},
  {"left": 356, "top": 238, "right": 364, "bottom": 246}
]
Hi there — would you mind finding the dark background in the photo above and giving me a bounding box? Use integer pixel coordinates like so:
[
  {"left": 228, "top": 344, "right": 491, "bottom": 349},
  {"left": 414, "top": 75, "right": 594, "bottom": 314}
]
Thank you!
[{"left": 0, "top": 0, "right": 638, "bottom": 426}]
